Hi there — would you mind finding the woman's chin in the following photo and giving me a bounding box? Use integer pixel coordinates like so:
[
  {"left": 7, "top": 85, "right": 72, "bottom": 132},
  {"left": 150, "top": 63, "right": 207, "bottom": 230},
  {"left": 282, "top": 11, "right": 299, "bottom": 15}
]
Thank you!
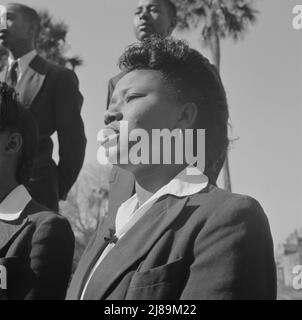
[{"left": 106, "top": 146, "right": 130, "bottom": 167}]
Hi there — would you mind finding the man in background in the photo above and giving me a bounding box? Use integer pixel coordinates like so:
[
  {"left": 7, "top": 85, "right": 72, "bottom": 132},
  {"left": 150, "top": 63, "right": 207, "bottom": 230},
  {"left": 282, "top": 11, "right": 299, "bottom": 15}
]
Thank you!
[
  {"left": 0, "top": 3, "right": 86, "bottom": 211},
  {"left": 107, "top": 0, "right": 177, "bottom": 106},
  {"left": 106, "top": 0, "right": 177, "bottom": 217}
]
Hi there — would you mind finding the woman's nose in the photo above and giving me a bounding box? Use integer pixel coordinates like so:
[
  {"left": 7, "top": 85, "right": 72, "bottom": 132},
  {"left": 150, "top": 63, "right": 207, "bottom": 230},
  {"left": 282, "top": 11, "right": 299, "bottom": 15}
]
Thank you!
[{"left": 104, "top": 111, "right": 123, "bottom": 125}]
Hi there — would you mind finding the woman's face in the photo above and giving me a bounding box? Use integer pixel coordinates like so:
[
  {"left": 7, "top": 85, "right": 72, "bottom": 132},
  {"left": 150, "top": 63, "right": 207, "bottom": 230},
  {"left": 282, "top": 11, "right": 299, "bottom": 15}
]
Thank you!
[{"left": 103, "top": 69, "right": 183, "bottom": 172}]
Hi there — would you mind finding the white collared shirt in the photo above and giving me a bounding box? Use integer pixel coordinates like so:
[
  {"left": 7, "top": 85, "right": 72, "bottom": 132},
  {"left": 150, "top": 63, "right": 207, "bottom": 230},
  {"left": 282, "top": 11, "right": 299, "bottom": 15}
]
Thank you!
[
  {"left": 115, "top": 166, "right": 208, "bottom": 238},
  {"left": 8, "top": 49, "right": 37, "bottom": 83},
  {"left": 0, "top": 185, "right": 32, "bottom": 222},
  {"left": 80, "top": 166, "right": 208, "bottom": 299}
]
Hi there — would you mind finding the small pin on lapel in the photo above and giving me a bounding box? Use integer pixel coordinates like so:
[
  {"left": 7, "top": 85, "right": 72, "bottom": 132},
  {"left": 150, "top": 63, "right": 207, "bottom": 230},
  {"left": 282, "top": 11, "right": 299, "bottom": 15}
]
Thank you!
[{"left": 104, "top": 228, "right": 118, "bottom": 244}]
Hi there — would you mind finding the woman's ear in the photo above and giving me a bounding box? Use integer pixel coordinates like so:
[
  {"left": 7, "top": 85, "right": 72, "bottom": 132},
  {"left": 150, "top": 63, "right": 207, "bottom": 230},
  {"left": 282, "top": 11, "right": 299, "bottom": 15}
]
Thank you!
[
  {"left": 5, "top": 133, "right": 23, "bottom": 155},
  {"left": 177, "top": 102, "right": 198, "bottom": 129}
]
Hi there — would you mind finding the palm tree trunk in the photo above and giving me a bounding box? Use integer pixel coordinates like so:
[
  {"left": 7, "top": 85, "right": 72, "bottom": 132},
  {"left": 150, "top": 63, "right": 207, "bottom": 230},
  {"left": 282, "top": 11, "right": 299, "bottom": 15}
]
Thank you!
[
  {"left": 210, "top": 34, "right": 232, "bottom": 192},
  {"left": 223, "top": 153, "right": 232, "bottom": 191},
  {"left": 210, "top": 33, "right": 221, "bottom": 71}
]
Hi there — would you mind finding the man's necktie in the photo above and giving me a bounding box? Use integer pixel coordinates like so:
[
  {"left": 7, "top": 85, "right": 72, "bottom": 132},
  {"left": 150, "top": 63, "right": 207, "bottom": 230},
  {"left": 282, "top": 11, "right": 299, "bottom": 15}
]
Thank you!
[{"left": 8, "top": 61, "right": 19, "bottom": 87}]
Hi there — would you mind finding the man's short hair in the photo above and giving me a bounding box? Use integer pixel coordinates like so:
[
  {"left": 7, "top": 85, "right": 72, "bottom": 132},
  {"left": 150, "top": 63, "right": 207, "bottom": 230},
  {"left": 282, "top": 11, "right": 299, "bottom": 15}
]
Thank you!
[
  {"left": 118, "top": 36, "right": 229, "bottom": 173},
  {"left": 8, "top": 3, "right": 41, "bottom": 36},
  {"left": 0, "top": 82, "right": 38, "bottom": 184}
]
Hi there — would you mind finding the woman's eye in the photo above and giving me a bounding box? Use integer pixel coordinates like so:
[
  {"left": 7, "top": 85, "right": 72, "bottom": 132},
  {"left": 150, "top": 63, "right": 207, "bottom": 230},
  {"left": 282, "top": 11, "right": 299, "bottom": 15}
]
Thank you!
[{"left": 126, "top": 95, "right": 141, "bottom": 103}]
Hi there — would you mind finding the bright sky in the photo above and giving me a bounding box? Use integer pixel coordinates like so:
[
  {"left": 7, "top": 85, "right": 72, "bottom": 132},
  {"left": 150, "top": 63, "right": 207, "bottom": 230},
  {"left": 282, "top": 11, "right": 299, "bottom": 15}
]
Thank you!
[{"left": 2, "top": 0, "right": 301, "bottom": 247}]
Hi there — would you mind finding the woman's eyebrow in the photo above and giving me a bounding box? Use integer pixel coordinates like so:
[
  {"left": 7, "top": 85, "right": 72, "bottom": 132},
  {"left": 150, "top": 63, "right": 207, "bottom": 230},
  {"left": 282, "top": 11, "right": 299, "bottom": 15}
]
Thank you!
[
  {"left": 110, "top": 87, "right": 133, "bottom": 104},
  {"left": 120, "top": 87, "right": 136, "bottom": 95},
  {"left": 110, "top": 96, "right": 117, "bottom": 105}
]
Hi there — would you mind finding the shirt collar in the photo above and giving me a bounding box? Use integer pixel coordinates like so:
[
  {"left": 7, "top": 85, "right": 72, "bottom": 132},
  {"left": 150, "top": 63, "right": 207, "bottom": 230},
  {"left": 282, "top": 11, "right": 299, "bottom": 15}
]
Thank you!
[
  {"left": 8, "top": 49, "right": 37, "bottom": 75},
  {"left": 0, "top": 185, "right": 32, "bottom": 222},
  {"left": 118, "top": 166, "right": 209, "bottom": 220},
  {"left": 163, "top": 166, "right": 209, "bottom": 198},
  {"left": 136, "top": 165, "right": 209, "bottom": 204},
  {"left": 116, "top": 166, "right": 208, "bottom": 232}
]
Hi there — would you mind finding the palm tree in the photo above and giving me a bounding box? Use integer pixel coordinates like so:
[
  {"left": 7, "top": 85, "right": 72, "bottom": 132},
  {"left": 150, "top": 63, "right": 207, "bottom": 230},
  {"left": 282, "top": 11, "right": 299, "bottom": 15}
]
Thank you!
[
  {"left": 66, "top": 56, "right": 84, "bottom": 71},
  {"left": 36, "top": 10, "right": 83, "bottom": 71},
  {"left": 172, "top": 0, "right": 258, "bottom": 191}
]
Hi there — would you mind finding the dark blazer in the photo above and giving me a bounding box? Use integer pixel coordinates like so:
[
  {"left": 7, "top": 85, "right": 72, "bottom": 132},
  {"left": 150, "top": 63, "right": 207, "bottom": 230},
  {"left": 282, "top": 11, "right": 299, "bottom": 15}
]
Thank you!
[
  {"left": 0, "top": 200, "right": 75, "bottom": 300},
  {"left": 13, "top": 55, "right": 86, "bottom": 211},
  {"left": 67, "top": 185, "right": 277, "bottom": 300}
]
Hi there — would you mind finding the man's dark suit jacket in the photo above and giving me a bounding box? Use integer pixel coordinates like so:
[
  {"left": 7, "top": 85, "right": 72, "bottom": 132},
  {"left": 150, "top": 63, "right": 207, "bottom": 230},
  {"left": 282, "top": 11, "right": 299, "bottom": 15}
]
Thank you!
[
  {"left": 0, "top": 200, "right": 75, "bottom": 300},
  {"left": 67, "top": 185, "right": 277, "bottom": 300},
  {"left": 18, "top": 55, "right": 86, "bottom": 211}
]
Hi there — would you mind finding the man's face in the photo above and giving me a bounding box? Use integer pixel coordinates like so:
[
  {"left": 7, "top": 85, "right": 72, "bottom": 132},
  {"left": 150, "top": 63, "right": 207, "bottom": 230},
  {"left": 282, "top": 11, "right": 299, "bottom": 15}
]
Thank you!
[
  {"left": 103, "top": 69, "right": 181, "bottom": 170},
  {"left": 133, "top": 0, "right": 175, "bottom": 41},
  {"left": 0, "top": 5, "right": 32, "bottom": 50}
]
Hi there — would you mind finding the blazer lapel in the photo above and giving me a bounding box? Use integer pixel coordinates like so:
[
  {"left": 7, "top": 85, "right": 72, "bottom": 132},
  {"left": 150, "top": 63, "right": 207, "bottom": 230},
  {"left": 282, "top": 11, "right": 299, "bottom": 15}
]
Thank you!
[
  {"left": 83, "top": 195, "right": 189, "bottom": 300},
  {"left": 67, "top": 209, "right": 117, "bottom": 300},
  {"left": 16, "top": 68, "right": 45, "bottom": 109},
  {"left": 0, "top": 216, "right": 29, "bottom": 257},
  {"left": 15, "top": 55, "right": 48, "bottom": 109}
]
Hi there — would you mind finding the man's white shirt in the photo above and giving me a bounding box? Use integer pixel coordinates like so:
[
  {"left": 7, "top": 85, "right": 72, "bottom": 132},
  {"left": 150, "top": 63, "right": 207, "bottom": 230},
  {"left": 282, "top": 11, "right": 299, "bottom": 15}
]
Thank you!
[{"left": 7, "top": 49, "right": 37, "bottom": 83}]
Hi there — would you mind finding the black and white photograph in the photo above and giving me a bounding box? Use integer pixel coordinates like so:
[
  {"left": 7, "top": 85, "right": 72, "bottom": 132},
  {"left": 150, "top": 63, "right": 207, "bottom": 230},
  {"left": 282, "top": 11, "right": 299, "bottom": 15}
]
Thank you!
[{"left": 0, "top": 0, "right": 301, "bottom": 303}]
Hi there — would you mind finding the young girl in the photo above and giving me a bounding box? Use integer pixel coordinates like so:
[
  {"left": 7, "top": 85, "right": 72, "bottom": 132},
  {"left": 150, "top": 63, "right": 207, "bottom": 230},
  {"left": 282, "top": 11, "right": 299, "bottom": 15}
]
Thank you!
[{"left": 0, "top": 83, "right": 74, "bottom": 300}]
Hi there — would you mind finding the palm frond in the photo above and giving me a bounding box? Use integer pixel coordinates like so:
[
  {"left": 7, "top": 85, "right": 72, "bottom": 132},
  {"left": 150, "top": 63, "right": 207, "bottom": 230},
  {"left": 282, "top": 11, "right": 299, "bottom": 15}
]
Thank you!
[{"left": 172, "top": 0, "right": 258, "bottom": 42}]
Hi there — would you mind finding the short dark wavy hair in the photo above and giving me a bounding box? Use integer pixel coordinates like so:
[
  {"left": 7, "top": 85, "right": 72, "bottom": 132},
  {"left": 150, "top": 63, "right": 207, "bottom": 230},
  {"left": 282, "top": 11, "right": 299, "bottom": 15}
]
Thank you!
[
  {"left": 118, "top": 36, "right": 229, "bottom": 175},
  {"left": 0, "top": 82, "right": 38, "bottom": 184}
]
